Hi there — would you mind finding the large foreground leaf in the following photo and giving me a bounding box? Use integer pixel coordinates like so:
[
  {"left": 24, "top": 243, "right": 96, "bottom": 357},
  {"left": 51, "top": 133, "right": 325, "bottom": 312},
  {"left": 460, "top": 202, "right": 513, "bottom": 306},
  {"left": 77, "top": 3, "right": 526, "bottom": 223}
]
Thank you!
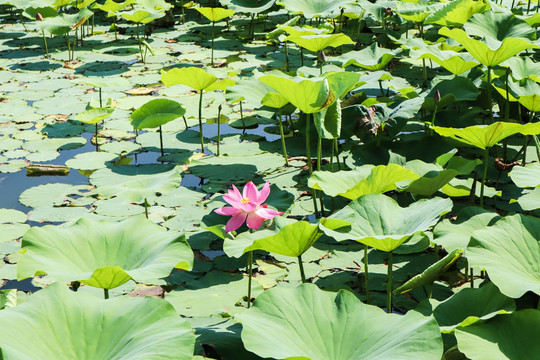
[
  {"left": 0, "top": 282, "right": 195, "bottom": 360},
  {"left": 237, "top": 283, "right": 443, "bottom": 360},
  {"left": 467, "top": 214, "right": 540, "bottom": 298},
  {"left": 455, "top": 310, "right": 540, "bottom": 360},
  {"left": 320, "top": 194, "right": 452, "bottom": 252},
  {"left": 18, "top": 215, "right": 193, "bottom": 289}
]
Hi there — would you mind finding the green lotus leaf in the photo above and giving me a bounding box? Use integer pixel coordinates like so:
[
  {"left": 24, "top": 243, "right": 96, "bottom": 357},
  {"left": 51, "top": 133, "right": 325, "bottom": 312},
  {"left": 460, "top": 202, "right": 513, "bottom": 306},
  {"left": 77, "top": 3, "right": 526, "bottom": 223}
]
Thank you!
[
  {"left": 237, "top": 283, "right": 443, "bottom": 360},
  {"left": 205, "top": 77, "right": 236, "bottom": 92},
  {"left": 320, "top": 194, "right": 452, "bottom": 252},
  {"left": 166, "top": 271, "right": 263, "bottom": 317},
  {"left": 261, "top": 92, "right": 289, "bottom": 109},
  {"left": 38, "top": 8, "right": 93, "bottom": 35},
  {"left": 220, "top": 0, "right": 276, "bottom": 14},
  {"left": 226, "top": 75, "right": 276, "bottom": 107},
  {"left": 89, "top": 164, "right": 182, "bottom": 202},
  {"left": 259, "top": 73, "right": 333, "bottom": 114},
  {"left": 280, "top": 24, "right": 329, "bottom": 36},
  {"left": 395, "top": 2, "right": 443, "bottom": 23},
  {"left": 266, "top": 15, "right": 300, "bottom": 39},
  {"left": 425, "top": 0, "right": 488, "bottom": 26},
  {"left": 119, "top": 8, "right": 164, "bottom": 24},
  {"left": 92, "top": 0, "right": 135, "bottom": 15},
  {"left": 313, "top": 97, "right": 341, "bottom": 138},
  {"left": 325, "top": 71, "right": 363, "bottom": 99},
  {"left": 309, "top": 164, "right": 420, "bottom": 200},
  {"left": 422, "top": 76, "right": 480, "bottom": 111},
  {"left": 17, "top": 215, "right": 193, "bottom": 289},
  {"left": 467, "top": 214, "right": 540, "bottom": 298},
  {"left": 19, "top": 183, "right": 93, "bottom": 208},
  {"left": 506, "top": 77, "right": 540, "bottom": 112},
  {"left": 278, "top": 0, "right": 353, "bottom": 18},
  {"left": 0, "top": 209, "right": 27, "bottom": 224},
  {"left": 161, "top": 67, "right": 218, "bottom": 91},
  {"left": 426, "top": 282, "right": 516, "bottom": 333},
  {"left": 432, "top": 122, "right": 540, "bottom": 149},
  {"left": 433, "top": 206, "right": 501, "bottom": 252},
  {"left": 76, "top": 77, "right": 131, "bottom": 89},
  {"left": 332, "top": 43, "right": 395, "bottom": 71},
  {"left": 510, "top": 162, "right": 540, "bottom": 188},
  {"left": 399, "top": 157, "right": 481, "bottom": 196},
  {"left": 137, "top": 0, "right": 171, "bottom": 11},
  {"left": 512, "top": 187, "right": 540, "bottom": 211},
  {"left": 438, "top": 27, "right": 539, "bottom": 67},
  {"left": 65, "top": 151, "right": 119, "bottom": 170},
  {"left": 223, "top": 217, "right": 349, "bottom": 258},
  {"left": 411, "top": 46, "right": 479, "bottom": 75},
  {"left": 500, "top": 56, "right": 540, "bottom": 82},
  {"left": 394, "top": 249, "right": 463, "bottom": 296},
  {"left": 455, "top": 310, "right": 540, "bottom": 360},
  {"left": 0, "top": 282, "right": 195, "bottom": 359},
  {"left": 285, "top": 33, "right": 353, "bottom": 53},
  {"left": 74, "top": 107, "right": 114, "bottom": 124},
  {"left": 196, "top": 7, "right": 235, "bottom": 22},
  {"left": 130, "top": 99, "right": 186, "bottom": 129},
  {"left": 464, "top": 10, "right": 536, "bottom": 43}
]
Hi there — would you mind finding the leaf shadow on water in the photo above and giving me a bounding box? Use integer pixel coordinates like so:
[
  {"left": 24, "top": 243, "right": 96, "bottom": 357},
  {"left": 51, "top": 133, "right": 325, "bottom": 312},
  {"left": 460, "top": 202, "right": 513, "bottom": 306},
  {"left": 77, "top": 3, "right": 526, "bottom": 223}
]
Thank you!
[
  {"left": 74, "top": 61, "right": 129, "bottom": 76},
  {"left": 9, "top": 61, "right": 62, "bottom": 71}
]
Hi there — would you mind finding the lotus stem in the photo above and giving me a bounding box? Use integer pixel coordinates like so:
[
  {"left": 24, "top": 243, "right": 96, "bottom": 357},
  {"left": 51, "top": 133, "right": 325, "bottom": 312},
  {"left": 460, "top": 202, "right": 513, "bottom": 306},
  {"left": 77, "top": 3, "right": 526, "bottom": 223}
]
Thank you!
[
  {"left": 136, "top": 23, "right": 143, "bottom": 61},
  {"left": 159, "top": 125, "right": 164, "bottom": 157},
  {"left": 387, "top": 251, "right": 393, "bottom": 313},
  {"left": 144, "top": 198, "right": 149, "bottom": 218},
  {"left": 486, "top": 66, "right": 493, "bottom": 124},
  {"left": 249, "top": 13, "right": 255, "bottom": 39},
  {"left": 239, "top": 101, "right": 246, "bottom": 133},
  {"left": 285, "top": 40, "right": 289, "bottom": 72},
  {"left": 522, "top": 135, "right": 530, "bottom": 166},
  {"left": 217, "top": 104, "right": 221, "bottom": 156},
  {"left": 95, "top": 124, "right": 99, "bottom": 151},
  {"left": 114, "top": 16, "right": 118, "bottom": 40},
  {"left": 470, "top": 267, "right": 474, "bottom": 288},
  {"left": 298, "top": 255, "right": 306, "bottom": 283},
  {"left": 104, "top": 288, "right": 109, "bottom": 299},
  {"left": 480, "top": 147, "right": 488, "bottom": 208},
  {"left": 41, "top": 30, "right": 49, "bottom": 58},
  {"left": 300, "top": 47, "right": 304, "bottom": 67},
  {"left": 334, "top": 138, "right": 341, "bottom": 170},
  {"left": 306, "top": 114, "right": 319, "bottom": 217},
  {"left": 211, "top": 21, "right": 215, "bottom": 66},
  {"left": 378, "top": 80, "right": 385, "bottom": 96},
  {"left": 247, "top": 250, "right": 253, "bottom": 308},
  {"left": 330, "top": 138, "right": 334, "bottom": 172},
  {"left": 198, "top": 90, "right": 205, "bottom": 153},
  {"left": 317, "top": 136, "right": 325, "bottom": 216},
  {"left": 66, "top": 33, "right": 71, "bottom": 60},
  {"left": 183, "top": 115, "right": 188, "bottom": 130},
  {"left": 364, "top": 244, "right": 370, "bottom": 304},
  {"left": 278, "top": 107, "right": 289, "bottom": 166}
]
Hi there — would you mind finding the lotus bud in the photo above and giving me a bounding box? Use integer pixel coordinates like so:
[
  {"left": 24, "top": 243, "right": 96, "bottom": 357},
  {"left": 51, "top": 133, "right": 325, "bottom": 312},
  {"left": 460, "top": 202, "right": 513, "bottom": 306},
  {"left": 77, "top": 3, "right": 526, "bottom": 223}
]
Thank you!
[
  {"left": 385, "top": 7, "right": 393, "bottom": 16},
  {"left": 36, "top": 13, "right": 43, "bottom": 21},
  {"left": 434, "top": 89, "right": 441, "bottom": 104}
]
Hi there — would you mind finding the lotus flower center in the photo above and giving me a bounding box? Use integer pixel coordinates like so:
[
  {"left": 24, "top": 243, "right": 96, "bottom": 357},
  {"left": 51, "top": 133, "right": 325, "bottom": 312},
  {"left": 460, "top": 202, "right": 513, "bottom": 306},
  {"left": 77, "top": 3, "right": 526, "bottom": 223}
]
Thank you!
[{"left": 240, "top": 198, "right": 250, "bottom": 204}]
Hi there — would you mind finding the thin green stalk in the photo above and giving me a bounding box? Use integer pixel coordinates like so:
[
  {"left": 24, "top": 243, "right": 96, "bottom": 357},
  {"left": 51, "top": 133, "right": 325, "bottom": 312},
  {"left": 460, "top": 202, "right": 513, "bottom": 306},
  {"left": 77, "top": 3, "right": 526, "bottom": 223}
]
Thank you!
[
  {"left": 523, "top": 135, "right": 529, "bottom": 166},
  {"left": 278, "top": 107, "right": 289, "bottom": 166},
  {"left": 41, "top": 30, "right": 49, "bottom": 58},
  {"left": 470, "top": 267, "right": 474, "bottom": 288},
  {"left": 217, "top": 104, "right": 222, "bottom": 156},
  {"left": 104, "top": 288, "right": 109, "bottom": 299},
  {"left": 334, "top": 138, "right": 341, "bottom": 170},
  {"left": 99, "top": 87, "right": 102, "bottom": 107},
  {"left": 300, "top": 47, "right": 304, "bottom": 67},
  {"left": 95, "top": 124, "right": 99, "bottom": 151},
  {"left": 306, "top": 114, "right": 319, "bottom": 217},
  {"left": 298, "top": 255, "right": 306, "bottom": 283},
  {"left": 239, "top": 101, "right": 246, "bottom": 133},
  {"left": 486, "top": 66, "right": 493, "bottom": 124},
  {"left": 114, "top": 16, "right": 118, "bottom": 40},
  {"left": 378, "top": 80, "right": 384, "bottom": 96},
  {"left": 387, "top": 251, "right": 393, "bottom": 313},
  {"left": 330, "top": 138, "right": 334, "bottom": 172},
  {"left": 285, "top": 40, "right": 289, "bottom": 72},
  {"left": 480, "top": 147, "right": 488, "bottom": 208},
  {"left": 211, "top": 21, "right": 215, "bottom": 66},
  {"left": 159, "top": 125, "right": 164, "bottom": 157},
  {"left": 136, "top": 23, "right": 142, "bottom": 60},
  {"left": 183, "top": 116, "right": 188, "bottom": 130},
  {"left": 317, "top": 135, "right": 322, "bottom": 171},
  {"left": 364, "top": 245, "right": 370, "bottom": 304},
  {"left": 144, "top": 197, "right": 149, "bottom": 218},
  {"left": 198, "top": 90, "right": 205, "bottom": 153},
  {"left": 247, "top": 250, "right": 253, "bottom": 308}
]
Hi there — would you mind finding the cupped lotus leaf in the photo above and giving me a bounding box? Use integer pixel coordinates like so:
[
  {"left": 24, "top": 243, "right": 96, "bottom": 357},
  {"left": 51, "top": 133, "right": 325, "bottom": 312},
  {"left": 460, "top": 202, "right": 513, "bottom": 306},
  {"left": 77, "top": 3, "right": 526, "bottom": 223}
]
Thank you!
[
  {"left": 410, "top": 45, "right": 479, "bottom": 75},
  {"left": 422, "top": 76, "right": 480, "bottom": 111},
  {"left": 74, "top": 107, "right": 114, "bottom": 124},
  {"left": 205, "top": 77, "right": 236, "bottom": 92},
  {"left": 313, "top": 97, "right": 341, "bottom": 138},
  {"left": 438, "top": 27, "right": 539, "bottom": 67},
  {"left": 138, "top": 0, "right": 171, "bottom": 11},
  {"left": 433, "top": 206, "right": 501, "bottom": 252},
  {"left": 467, "top": 214, "right": 540, "bottom": 298},
  {"left": 455, "top": 310, "right": 540, "bottom": 360},
  {"left": 226, "top": 76, "right": 276, "bottom": 107},
  {"left": 525, "top": 12, "right": 540, "bottom": 27},
  {"left": 280, "top": 25, "right": 329, "bottom": 36},
  {"left": 512, "top": 187, "right": 540, "bottom": 211},
  {"left": 425, "top": 0, "right": 489, "bottom": 26},
  {"left": 395, "top": 2, "right": 442, "bottom": 23},
  {"left": 196, "top": 7, "right": 235, "bottom": 22},
  {"left": 237, "top": 283, "right": 443, "bottom": 360},
  {"left": 399, "top": 157, "right": 482, "bottom": 196},
  {"left": 394, "top": 249, "right": 463, "bottom": 296},
  {"left": 464, "top": 10, "right": 536, "bottom": 43},
  {"left": 89, "top": 164, "right": 182, "bottom": 202},
  {"left": 130, "top": 99, "right": 186, "bottom": 129},
  {"left": 261, "top": 92, "right": 289, "bottom": 108},
  {"left": 426, "top": 282, "right": 516, "bottom": 332},
  {"left": 119, "top": 9, "right": 164, "bottom": 24},
  {"left": 285, "top": 33, "right": 354, "bottom": 53},
  {"left": 0, "top": 282, "right": 195, "bottom": 360},
  {"left": 161, "top": 67, "right": 218, "bottom": 91},
  {"left": 223, "top": 217, "right": 349, "bottom": 258},
  {"left": 320, "top": 194, "right": 452, "bottom": 252},
  {"left": 506, "top": 77, "right": 540, "bottom": 112},
  {"left": 332, "top": 43, "right": 395, "bottom": 71},
  {"left": 309, "top": 164, "right": 419, "bottom": 200},
  {"left": 432, "top": 122, "right": 540, "bottom": 149},
  {"left": 278, "top": 0, "right": 353, "bottom": 18},
  {"left": 509, "top": 162, "right": 540, "bottom": 187},
  {"left": 500, "top": 56, "right": 540, "bottom": 82},
  {"left": 17, "top": 215, "right": 193, "bottom": 289},
  {"left": 259, "top": 73, "right": 333, "bottom": 114},
  {"left": 92, "top": 0, "right": 135, "bottom": 14},
  {"left": 220, "top": 0, "right": 275, "bottom": 13},
  {"left": 325, "top": 71, "right": 363, "bottom": 99},
  {"left": 266, "top": 15, "right": 300, "bottom": 39},
  {"left": 38, "top": 8, "right": 93, "bottom": 35}
]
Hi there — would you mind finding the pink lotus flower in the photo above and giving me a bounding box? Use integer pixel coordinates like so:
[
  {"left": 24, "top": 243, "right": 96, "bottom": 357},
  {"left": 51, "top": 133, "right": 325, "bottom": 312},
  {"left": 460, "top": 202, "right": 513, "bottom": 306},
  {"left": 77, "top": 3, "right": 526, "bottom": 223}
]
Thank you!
[{"left": 215, "top": 181, "right": 283, "bottom": 233}]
